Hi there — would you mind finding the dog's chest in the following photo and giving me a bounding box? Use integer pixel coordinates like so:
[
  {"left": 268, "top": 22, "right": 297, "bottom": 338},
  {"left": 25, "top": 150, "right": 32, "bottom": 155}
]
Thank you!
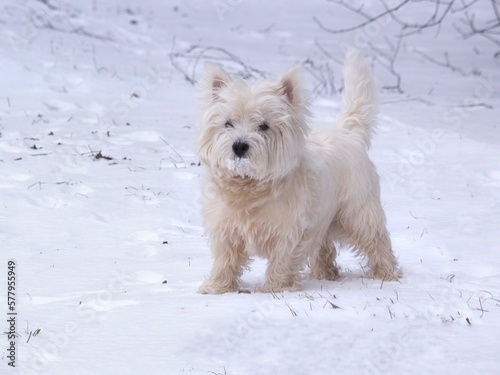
[
  {"left": 211, "top": 177, "right": 308, "bottom": 258},
  {"left": 233, "top": 202, "right": 297, "bottom": 258}
]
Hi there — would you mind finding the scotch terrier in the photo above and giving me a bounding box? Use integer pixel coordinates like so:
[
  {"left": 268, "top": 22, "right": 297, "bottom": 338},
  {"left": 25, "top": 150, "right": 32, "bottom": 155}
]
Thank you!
[{"left": 196, "top": 49, "right": 401, "bottom": 294}]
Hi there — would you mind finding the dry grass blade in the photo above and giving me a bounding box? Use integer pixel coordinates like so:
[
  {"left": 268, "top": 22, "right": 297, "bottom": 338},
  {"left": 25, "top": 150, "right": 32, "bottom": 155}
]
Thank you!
[
  {"left": 324, "top": 300, "right": 340, "bottom": 309},
  {"left": 285, "top": 302, "right": 298, "bottom": 317}
]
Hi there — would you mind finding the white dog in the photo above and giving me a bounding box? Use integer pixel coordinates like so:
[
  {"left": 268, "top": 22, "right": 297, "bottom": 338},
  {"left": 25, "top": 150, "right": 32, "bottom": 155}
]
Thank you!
[{"left": 196, "top": 49, "right": 401, "bottom": 294}]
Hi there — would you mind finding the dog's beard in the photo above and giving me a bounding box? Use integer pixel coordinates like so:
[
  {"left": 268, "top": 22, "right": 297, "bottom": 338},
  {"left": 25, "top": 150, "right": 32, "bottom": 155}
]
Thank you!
[{"left": 225, "top": 156, "right": 253, "bottom": 178}]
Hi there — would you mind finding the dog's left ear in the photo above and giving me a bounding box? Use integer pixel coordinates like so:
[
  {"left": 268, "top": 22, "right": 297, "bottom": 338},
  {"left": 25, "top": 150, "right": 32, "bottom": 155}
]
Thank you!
[
  {"left": 279, "top": 67, "right": 308, "bottom": 110},
  {"left": 198, "top": 63, "right": 232, "bottom": 102}
]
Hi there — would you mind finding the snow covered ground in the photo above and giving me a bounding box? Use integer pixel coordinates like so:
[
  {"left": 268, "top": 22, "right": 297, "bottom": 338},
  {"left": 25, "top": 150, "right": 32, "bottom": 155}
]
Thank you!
[{"left": 1, "top": 1, "right": 499, "bottom": 374}]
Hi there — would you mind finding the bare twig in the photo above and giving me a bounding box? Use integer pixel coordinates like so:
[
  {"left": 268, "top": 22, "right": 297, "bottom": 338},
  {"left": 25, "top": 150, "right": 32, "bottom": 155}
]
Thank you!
[
  {"left": 169, "top": 39, "right": 267, "bottom": 85},
  {"left": 381, "top": 0, "right": 455, "bottom": 37},
  {"left": 313, "top": 0, "right": 500, "bottom": 94},
  {"left": 367, "top": 37, "right": 403, "bottom": 92},
  {"left": 313, "top": 0, "right": 411, "bottom": 34},
  {"left": 455, "top": 0, "right": 500, "bottom": 45},
  {"left": 452, "top": 0, "right": 482, "bottom": 13},
  {"left": 455, "top": 103, "right": 493, "bottom": 109},
  {"left": 478, "top": 297, "right": 485, "bottom": 318},
  {"left": 413, "top": 49, "right": 476, "bottom": 76}
]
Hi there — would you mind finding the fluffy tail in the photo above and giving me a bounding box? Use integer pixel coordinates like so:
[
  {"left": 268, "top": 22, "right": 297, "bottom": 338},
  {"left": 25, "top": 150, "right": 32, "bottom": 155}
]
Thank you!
[{"left": 336, "top": 49, "right": 378, "bottom": 149}]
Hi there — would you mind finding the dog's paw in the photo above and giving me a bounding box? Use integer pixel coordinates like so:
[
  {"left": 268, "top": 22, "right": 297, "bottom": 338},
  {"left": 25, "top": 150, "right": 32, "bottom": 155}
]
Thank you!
[
  {"left": 258, "top": 281, "right": 301, "bottom": 293},
  {"left": 198, "top": 280, "right": 238, "bottom": 294},
  {"left": 369, "top": 266, "right": 403, "bottom": 281},
  {"left": 310, "top": 265, "right": 340, "bottom": 281}
]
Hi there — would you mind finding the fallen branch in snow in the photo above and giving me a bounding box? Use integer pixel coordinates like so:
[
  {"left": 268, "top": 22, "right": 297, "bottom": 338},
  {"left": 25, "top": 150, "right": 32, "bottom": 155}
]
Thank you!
[
  {"left": 381, "top": 97, "right": 434, "bottom": 106},
  {"left": 27, "top": 181, "right": 71, "bottom": 190},
  {"left": 207, "top": 367, "right": 228, "bottom": 375},
  {"left": 465, "top": 292, "right": 494, "bottom": 318},
  {"left": 455, "top": 102, "right": 494, "bottom": 110},
  {"left": 169, "top": 38, "right": 195, "bottom": 85},
  {"left": 82, "top": 146, "right": 113, "bottom": 161},
  {"left": 169, "top": 38, "right": 267, "bottom": 85},
  {"left": 478, "top": 297, "right": 485, "bottom": 318},
  {"left": 27, "top": 1, "right": 114, "bottom": 42}
]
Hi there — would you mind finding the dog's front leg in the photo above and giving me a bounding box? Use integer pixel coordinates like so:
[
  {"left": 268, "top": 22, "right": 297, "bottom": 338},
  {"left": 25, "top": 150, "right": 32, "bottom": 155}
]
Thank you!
[
  {"left": 199, "top": 237, "right": 248, "bottom": 294},
  {"left": 260, "top": 239, "right": 306, "bottom": 293}
]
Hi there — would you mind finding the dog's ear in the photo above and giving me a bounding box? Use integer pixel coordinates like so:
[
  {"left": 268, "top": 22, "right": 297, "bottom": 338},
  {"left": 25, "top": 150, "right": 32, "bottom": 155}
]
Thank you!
[
  {"left": 279, "top": 67, "right": 307, "bottom": 110},
  {"left": 198, "top": 63, "right": 232, "bottom": 101}
]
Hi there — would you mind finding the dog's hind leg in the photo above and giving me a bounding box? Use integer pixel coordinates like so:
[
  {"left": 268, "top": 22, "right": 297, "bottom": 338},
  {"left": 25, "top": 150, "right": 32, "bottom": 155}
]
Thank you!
[
  {"left": 341, "top": 200, "right": 401, "bottom": 281},
  {"left": 362, "top": 228, "right": 401, "bottom": 281},
  {"left": 309, "top": 231, "right": 340, "bottom": 281}
]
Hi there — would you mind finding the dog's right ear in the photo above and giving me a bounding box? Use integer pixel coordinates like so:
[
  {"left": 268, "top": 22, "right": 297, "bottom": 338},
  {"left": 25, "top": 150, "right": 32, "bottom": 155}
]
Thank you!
[
  {"left": 278, "top": 67, "right": 309, "bottom": 113},
  {"left": 197, "top": 63, "right": 232, "bottom": 102}
]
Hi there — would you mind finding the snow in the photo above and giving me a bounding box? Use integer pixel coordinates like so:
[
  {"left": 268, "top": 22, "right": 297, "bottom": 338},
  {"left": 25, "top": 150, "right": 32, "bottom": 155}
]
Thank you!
[{"left": 1, "top": 1, "right": 499, "bottom": 374}]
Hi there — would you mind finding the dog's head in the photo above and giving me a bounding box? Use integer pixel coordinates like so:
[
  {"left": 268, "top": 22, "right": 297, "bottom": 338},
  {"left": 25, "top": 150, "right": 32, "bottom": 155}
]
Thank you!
[{"left": 196, "top": 64, "right": 310, "bottom": 182}]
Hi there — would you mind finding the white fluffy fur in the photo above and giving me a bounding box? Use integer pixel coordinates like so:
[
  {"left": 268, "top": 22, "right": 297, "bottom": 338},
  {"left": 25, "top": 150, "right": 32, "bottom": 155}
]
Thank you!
[{"left": 197, "top": 49, "right": 401, "bottom": 294}]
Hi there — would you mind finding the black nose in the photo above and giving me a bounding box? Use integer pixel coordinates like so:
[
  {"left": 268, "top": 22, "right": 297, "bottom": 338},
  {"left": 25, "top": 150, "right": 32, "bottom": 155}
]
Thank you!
[{"left": 232, "top": 140, "right": 249, "bottom": 158}]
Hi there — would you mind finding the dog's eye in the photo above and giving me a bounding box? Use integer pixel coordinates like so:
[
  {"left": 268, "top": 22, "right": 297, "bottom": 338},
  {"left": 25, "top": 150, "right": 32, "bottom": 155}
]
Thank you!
[
  {"left": 258, "top": 123, "right": 269, "bottom": 132},
  {"left": 225, "top": 121, "right": 234, "bottom": 128}
]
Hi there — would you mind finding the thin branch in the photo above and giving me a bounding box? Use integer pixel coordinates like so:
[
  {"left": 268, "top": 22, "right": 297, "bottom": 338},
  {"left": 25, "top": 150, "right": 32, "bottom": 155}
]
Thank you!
[
  {"left": 169, "top": 37, "right": 195, "bottom": 85},
  {"left": 491, "top": 0, "right": 500, "bottom": 21},
  {"left": 413, "top": 49, "right": 473, "bottom": 76},
  {"left": 381, "top": 0, "right": 455, "bottom": 37},
  {"left": 35, "top": 0, "right": 59, "bottom": 11},
  {"left": 169, "top": 39, "right": 267, "bottom": 85},
  {"left": 456, "top": 4, "right": 500, "bottom": 45},
  {"left": 317, "top": 0, "right": 500, "bottom": 47},
  {"left": 313, "top": 0, "right": 411, "bottom": 34},
  {"left": 451, "top": 0, "right": 482, "bottom": 13},
  {"left": 478, "top": 297, "right": 485, "bottom": 318},
  {"left": 367, "top": 37, "right": 403, "bottom": 93}
]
